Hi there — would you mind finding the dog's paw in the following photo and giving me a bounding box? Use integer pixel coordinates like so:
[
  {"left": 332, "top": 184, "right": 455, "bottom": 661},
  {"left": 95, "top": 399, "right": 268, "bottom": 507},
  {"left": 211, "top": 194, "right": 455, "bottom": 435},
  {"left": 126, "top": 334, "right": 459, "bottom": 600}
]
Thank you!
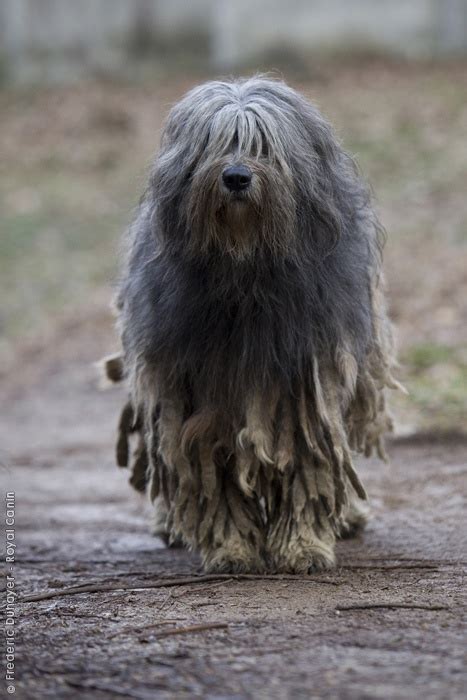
[
  {"left": 306, "top": 548, "right": 336, "bottom": 573},
  {"left": 336, "top": 499, "right": 369, "bottom": 540},
  {"left": 203, "top": 546, "right": 266, "bottom": 574},
  {"left": 269, "top": 540, "right": 335, "bottom": 574}
]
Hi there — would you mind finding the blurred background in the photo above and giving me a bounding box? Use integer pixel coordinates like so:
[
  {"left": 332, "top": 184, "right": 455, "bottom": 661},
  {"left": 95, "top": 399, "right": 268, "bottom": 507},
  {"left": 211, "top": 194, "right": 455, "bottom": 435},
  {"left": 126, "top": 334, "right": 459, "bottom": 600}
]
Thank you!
[{"left": 1, "top": 0, "right": 466, "bottom": 435}]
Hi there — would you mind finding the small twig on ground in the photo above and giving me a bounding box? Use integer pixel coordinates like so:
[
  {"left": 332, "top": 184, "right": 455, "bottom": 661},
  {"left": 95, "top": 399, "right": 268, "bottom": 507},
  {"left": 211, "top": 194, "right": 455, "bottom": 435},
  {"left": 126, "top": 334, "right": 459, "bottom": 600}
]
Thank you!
[
  {"left": 48, "top": 611, "right": 121, "bottom": 622},
  {"left": 150, "top": 622, "right": 228, "bottom": 638},
  {"left": 171, "top": 578, "right": 234, "bottom": 598},
  {"left": 109, "top": 619, "right": 184, "bottom": 639},
  {"left": 341, "top": 564, "right": 439, "bottom": 571},
  {"left": 190, "top": 601, "right": 218, "bottom": 607},
  {"left": 65, "top": 679, "right": 152, "bottom": 699},
  {"left": 156, "top": 589, "right": 174, "bottom": 613},
  {"left": 22, "top": 573, "right": 339, "bottom": 603},
  {"left": 336, "top": 602, "right": 449, "bottom": 612},
  {"left": 362, "top": 560, "right": 459, "bottom": 569}
]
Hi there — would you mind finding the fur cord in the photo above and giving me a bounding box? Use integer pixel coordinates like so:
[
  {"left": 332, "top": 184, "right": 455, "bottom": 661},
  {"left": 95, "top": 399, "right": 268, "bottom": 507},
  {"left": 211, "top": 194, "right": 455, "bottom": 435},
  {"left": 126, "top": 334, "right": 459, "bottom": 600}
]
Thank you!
[{"left": 104, "top": 355, "right": 148, "bottom": 494}]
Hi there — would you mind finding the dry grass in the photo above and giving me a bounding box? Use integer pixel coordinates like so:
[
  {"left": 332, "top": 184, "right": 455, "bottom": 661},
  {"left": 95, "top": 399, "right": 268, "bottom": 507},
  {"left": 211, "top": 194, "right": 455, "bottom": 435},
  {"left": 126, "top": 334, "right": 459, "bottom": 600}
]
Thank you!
[{"left": 1, "top": 61, "right": 466, "bottom": 432}]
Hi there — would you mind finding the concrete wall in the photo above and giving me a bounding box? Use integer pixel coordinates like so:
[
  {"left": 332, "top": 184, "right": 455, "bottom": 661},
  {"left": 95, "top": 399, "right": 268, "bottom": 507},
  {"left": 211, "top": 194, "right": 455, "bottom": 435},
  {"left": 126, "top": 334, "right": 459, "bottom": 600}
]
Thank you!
[
  {"left": 213, "top": 0, "right": 467, "bottom": 66},
  {"left": 0, "top": 0, "right": 213, "bottom": 81},
  {"left": 1, "top": 0, "right": 466, "bottom": 82}
]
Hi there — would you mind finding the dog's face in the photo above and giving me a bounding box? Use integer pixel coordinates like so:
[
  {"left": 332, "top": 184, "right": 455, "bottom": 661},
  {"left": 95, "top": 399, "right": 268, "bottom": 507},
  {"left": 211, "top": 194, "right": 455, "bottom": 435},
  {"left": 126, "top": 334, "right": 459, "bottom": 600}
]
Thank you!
[{"left": 151, "top": 77, "right": 350, "bottom": 260}]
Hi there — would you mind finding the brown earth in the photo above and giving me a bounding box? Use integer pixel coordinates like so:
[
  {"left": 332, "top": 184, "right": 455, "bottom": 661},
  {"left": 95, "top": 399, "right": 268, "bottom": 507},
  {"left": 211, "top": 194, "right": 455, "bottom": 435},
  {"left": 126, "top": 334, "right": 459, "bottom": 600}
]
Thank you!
[{"left": 1, "top": 320, "right": 466, "bottom": 700}]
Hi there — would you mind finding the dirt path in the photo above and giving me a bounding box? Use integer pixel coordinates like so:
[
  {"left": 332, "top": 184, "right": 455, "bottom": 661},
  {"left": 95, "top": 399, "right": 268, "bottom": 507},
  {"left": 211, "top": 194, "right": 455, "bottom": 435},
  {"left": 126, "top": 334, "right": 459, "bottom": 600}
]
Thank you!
[{"left": 2, "top": 323, "right": 466, "bottom": 699}]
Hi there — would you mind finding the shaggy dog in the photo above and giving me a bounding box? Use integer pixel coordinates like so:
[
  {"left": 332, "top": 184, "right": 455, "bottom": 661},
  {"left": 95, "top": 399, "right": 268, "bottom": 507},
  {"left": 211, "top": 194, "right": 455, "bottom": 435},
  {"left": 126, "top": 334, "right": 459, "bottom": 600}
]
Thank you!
[{"left": 105, "top": 76, "right": 403, "bottom": 574}]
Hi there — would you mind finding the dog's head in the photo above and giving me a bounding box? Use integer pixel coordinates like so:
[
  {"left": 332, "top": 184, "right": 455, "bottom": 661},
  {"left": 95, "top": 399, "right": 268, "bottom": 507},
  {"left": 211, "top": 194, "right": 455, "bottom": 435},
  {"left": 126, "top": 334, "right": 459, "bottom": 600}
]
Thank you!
[{"left": 150, "top": 77, "right": 362, "bottom": 260}]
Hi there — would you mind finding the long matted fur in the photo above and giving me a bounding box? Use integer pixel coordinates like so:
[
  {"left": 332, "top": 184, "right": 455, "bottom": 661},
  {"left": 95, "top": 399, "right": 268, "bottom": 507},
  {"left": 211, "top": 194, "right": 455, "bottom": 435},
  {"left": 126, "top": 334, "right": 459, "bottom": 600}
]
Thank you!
[{"left": 107, "top": 77, "right": 403, "bottom": 573}]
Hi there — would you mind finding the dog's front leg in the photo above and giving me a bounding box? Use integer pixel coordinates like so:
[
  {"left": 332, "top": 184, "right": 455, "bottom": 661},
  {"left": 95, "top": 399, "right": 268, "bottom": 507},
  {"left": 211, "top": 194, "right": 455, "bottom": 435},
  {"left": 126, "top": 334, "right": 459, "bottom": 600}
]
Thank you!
[
  {"left": 196, "top": 478, "right": 266, "bottom": 573},
  {"left": 159, "top": 463, "right": 266, "bottom": 573},
  {"left": 155, "top": 395, "right": 266, "bottom": 572},
  {"left": 266, "top": 467, "right": 336, "bottom": 573}
]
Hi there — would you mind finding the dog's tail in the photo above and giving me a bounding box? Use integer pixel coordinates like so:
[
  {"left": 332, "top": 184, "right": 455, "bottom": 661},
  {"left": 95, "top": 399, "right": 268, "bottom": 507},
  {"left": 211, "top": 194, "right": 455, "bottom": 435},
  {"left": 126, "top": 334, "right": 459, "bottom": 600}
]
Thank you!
[{"left": 100, "top": 352, "right": 125, "bottom": 384}]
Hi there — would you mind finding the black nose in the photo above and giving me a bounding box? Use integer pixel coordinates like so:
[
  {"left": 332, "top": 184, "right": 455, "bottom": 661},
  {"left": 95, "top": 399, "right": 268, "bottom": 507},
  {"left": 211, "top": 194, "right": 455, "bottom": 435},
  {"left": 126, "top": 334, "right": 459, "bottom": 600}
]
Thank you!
[{"left": 222, "top": 165, "right": 252, "bottom": 192}]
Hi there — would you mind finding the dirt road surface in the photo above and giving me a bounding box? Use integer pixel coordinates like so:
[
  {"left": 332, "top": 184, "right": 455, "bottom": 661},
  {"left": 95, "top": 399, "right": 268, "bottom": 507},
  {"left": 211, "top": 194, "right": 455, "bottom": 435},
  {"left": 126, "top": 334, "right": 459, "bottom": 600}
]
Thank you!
[{"left": 2, "top": 321, "right": 466, "bottom": 699}]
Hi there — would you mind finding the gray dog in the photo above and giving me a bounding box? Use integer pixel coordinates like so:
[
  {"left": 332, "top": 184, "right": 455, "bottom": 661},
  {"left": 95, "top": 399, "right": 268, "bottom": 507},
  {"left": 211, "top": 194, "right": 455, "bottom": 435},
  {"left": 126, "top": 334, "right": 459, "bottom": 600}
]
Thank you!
[{"left": 105, "top": 76, "right": 403, "bottom": 574}]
